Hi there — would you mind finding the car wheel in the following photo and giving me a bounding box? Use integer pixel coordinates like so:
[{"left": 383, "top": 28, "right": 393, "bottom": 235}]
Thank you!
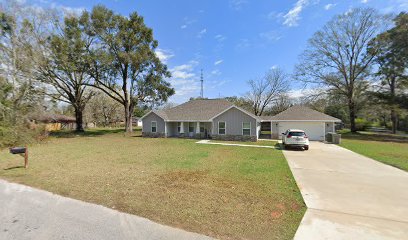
[{"left": 304, "top": 146, "right": 309, "bottom": 150}]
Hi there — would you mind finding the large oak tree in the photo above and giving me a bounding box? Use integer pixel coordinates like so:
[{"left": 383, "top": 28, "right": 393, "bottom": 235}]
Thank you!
[
  {"left": 296, "top": 8, "right": 385, "bottom": 132},
  {"left": 87, "top": 6, "right": 174, "bottom": 133},
  {"left": 38, "top": 13, "right": 95, "bottom": 132}
]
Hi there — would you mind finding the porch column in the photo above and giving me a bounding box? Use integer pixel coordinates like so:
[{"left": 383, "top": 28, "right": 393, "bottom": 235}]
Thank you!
[
  {"left": 164, "top": 122, "right": 168, "bottom": 137},
  {"left": 196, "top": 122, "right": 200, "bottom": 134},
  {"left": 180, "top": 122, "right": 184, "bottom": 133}
]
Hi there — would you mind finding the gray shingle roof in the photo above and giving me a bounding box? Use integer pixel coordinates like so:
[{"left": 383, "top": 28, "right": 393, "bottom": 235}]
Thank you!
[
  {"left": 260, "top": 105, "right": 341, "bottom": 122},
  {"left": 160, "top": 99, "right": 235, "bottom": 121}
]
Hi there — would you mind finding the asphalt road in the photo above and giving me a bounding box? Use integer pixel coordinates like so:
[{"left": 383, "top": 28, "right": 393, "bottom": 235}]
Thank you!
[{"left": 0, "top": 179, "right": 212, "bottom": 240}]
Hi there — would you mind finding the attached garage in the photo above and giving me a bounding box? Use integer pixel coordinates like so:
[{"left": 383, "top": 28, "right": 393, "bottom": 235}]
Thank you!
[
  {"left": 260, "top": 106, "right": 341, "bottom": 141},
  {"left": 278, "top": 121, "right": 325, "bottom": 141}
]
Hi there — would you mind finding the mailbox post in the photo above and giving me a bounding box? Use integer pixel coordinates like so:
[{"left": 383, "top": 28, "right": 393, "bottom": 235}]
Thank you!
[{"left": 9, "top": 146, "right": 28, "bottom": 168}]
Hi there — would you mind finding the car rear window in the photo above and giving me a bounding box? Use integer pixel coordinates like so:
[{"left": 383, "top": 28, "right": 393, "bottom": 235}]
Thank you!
[{"left": 288, "top": 132, "right": 305, "bottom": 137}]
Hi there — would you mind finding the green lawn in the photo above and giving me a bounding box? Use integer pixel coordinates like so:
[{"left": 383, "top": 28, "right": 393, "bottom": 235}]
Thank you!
[
  {"left": 340, "top": 131, "right": 408, "bottom": 171},
  {"left": 0, "top": 128, "right": 305, "bottom": 240}
]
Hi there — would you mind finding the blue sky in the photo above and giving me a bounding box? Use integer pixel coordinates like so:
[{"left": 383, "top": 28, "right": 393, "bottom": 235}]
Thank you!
[{"left": 22, "top": 0, "right": 408, "bottom": 103}]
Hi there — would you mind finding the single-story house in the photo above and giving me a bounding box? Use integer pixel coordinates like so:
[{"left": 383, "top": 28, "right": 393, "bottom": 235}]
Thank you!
[{"left": 140, "top": 99, "right": 341, "bottom": 141}]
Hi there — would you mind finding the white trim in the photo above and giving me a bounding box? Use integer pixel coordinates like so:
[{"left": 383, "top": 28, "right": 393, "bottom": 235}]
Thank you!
[
  {"left": 196, "top": 122, "right": 200, "bottom": 134},
  {"left": 210, "top": 105, "right": 258, "bottom": 121},
  {"left": 242, "top": 121, "right": 251, "bottom": 136},
  {"left": 165, "top": 120, "right": 212, "bottom": 122},
  {"left": 179, "top": 122, "right": 184, "bottom": 133},
  {"left": 151, "top": 121, "right": 157, "bottom": 133},
  {"left": 266, "top": 120, "right": 341, "bottom": 122},
  {"left": 218, "top": 121, "right": 226, "bottom": 135},
  {"left": 140, "top": 110, "right": 154, "bottom": 121}
]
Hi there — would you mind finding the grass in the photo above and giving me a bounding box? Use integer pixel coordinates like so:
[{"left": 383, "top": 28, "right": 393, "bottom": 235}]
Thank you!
[
  {"left": 0, "top": 128, "right": 305, "bottom": 240},
  {"left": 340, "top": 131, "right": 408, "bottom": 171}
]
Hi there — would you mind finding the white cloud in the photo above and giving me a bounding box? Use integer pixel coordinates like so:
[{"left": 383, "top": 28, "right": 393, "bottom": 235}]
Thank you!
[
  {"left": 270, "top": 65, "right": 278, "bottom": 70},
  {"left": 180, "top": 17, "right": 196, "bottom": 30},
  {"left": 283, "top": 0, "right": 310, "bottom": 27},
  {"left": 259, "top": 31, "right": 282, "bottom": 42},
  {"left": 236, "top": 38, "right": 251, "bottom": 49},
  {"left": 155, "top": 49, "right": 174, "bottom": 64},
  {"left": 211, "top": 70, "right": 221, "bottom": 76},
  {"left": 324, "top": 3, "right": 336, "bottom": 10},
  {"left": 267, "top": 11, "right": 284, "bottom": 20},
  {"left": 197, "top": 28, "right": 207, "bottom": 38},
  {"left": 361, "top": 0, "right": 369, "bottom": 3},
  {"left": 215, "top": 34, "right": 226, "bottom": 42},
  {"left": 229, "top": 0, "right": 248, "bottom": 10},
  {"left": 49, "top": 3, "right": 85, "bottom": 16},
  {"left": 214, "top": 60, "right": 223, "bottom": 65},
  {"left": 168, "top": 61, "right": 201, "bottom": 101}
]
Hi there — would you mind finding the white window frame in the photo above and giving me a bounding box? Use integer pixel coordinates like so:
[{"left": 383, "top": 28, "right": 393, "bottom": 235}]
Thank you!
[
  {"left": 218, "top": 121, "right": 226, "bottom": 135},
  {"left": 242, "top": 122, "right": 251, "bottom": 136},
  {"left": 151, "top": 121, "right": 157, "bottom": 133}
]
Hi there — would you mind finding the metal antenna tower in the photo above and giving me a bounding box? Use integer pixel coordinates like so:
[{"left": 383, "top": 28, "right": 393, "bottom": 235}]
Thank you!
[{"left": 200, "top": 69, "right": 204, "bottom": 98}]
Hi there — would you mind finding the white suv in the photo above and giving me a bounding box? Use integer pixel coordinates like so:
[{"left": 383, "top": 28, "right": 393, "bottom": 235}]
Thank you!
[{"left": 282, "top": 129, "right": 309, "bottom": 150}]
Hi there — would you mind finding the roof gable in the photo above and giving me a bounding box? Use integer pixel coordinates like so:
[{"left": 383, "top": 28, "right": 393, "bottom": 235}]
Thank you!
[
  {"left": 261, "top": 105, "right": 341, "bottom": 122},
  {"left": 162, "top": 99, "right": 234, "bottom": 121},
  {"left": 210, "top": 105, "right": 259, "bottom": 121}
]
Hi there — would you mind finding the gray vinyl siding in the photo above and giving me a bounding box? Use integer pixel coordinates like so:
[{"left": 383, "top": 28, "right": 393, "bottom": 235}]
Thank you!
[
  {"left": 142, "top": 112, "right": 165, "bottom": 133},
  {"left": 325, "top": 122, "right": 335, "bottom": 134},
  {"left": 213, "top": 107, "right": 257, "bottom": 136}
]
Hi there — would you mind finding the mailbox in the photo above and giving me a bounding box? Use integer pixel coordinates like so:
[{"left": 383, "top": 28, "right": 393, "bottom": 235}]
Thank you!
[
  {"left": 9, "top": 147, "right": 28, "bottom": 168},
  {"left": 10, "top": 147, "right": 27, "bottom": 154}
]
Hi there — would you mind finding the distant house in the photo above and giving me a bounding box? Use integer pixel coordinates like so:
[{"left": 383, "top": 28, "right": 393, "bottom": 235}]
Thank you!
[
  {"left": 140, "top": 99, "right": 341, "bottom": 141},
  {"left": 30, "top": 113, "right": 76, "bottom": 131}
]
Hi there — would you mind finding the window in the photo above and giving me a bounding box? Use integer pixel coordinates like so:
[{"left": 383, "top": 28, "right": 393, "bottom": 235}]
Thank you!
[
  {"left": 288, "top": 131, "right": 305, "bottom": 137},
  {"left": 218, "top": 122, "right": 226, "bottom": 135},
  {"left": 200, "top": 123, "right": 205, "bottom": 133},
  {"left": 242, "top": 122, "right": 251, "bottom": 136},
  {"left": 189, "top": 122, "right": 194, "bottom": 133},
  {"left": 151, "top": 121, "right": 157, "bottom": 133},
  {"left": 177, "top": 122, "right": 181, "bottom": 133}
]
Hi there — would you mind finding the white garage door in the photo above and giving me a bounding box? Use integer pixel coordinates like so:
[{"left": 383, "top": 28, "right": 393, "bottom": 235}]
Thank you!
[{"left": 278, "top": 122, "right": 325, "bottom": 141}]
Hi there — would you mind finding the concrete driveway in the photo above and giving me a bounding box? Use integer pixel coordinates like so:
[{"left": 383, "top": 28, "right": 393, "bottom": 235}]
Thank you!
[
  {"left": 0, "top": 179, "right": 212, "bottom": 240},
  {"left": 283, "top": 142, "right": 408, "bottom": 240}
]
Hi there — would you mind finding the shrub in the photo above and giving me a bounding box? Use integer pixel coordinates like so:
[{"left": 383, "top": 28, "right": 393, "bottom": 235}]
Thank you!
[{"left": 355, "top": 118, "right": 370, "bottom": 131}]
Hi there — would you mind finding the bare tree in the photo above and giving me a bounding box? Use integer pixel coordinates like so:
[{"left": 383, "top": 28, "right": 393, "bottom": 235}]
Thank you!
[
  {"left": 296, "top": 8, "right": 387, "bottom": 132},
  {"left": 246, "top": 67, "right": 289, "bottom": 116}
]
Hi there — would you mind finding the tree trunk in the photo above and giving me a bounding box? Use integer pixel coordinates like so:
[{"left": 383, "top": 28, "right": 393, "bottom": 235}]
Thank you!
[
  {"left": 75, "top": 107, "right": 84, "bottom": 132},
  {"left": 391, "top": 109, "right": 397, "bottom": 134},
  {"left": 390, "top": 78, "right": 397, "bottom": 134},
  {"left": 348, "top": 99, "right": 357, "bottom": 132},
  {"left": 124, "top": 101, "right": 133, "bottom": 133}
]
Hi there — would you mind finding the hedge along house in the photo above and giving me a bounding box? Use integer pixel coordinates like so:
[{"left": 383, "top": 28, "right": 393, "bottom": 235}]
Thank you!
[
  {"left": 141, "top": 99, "right": 260, "bottom": 141},
  {"left": 259, "top": 105, "right": 341, "bottom": 141}
]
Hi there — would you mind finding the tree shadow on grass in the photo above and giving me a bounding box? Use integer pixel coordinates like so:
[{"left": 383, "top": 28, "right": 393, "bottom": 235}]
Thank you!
[
  {"left": 342, "top": 132, "right": 408, "bottom": 143},
  {"left": 3, "top": 166, "right": 25, "bottom": 170},
  {"left": 50, "top": 128, "right": 126, "bottom": 138}
]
